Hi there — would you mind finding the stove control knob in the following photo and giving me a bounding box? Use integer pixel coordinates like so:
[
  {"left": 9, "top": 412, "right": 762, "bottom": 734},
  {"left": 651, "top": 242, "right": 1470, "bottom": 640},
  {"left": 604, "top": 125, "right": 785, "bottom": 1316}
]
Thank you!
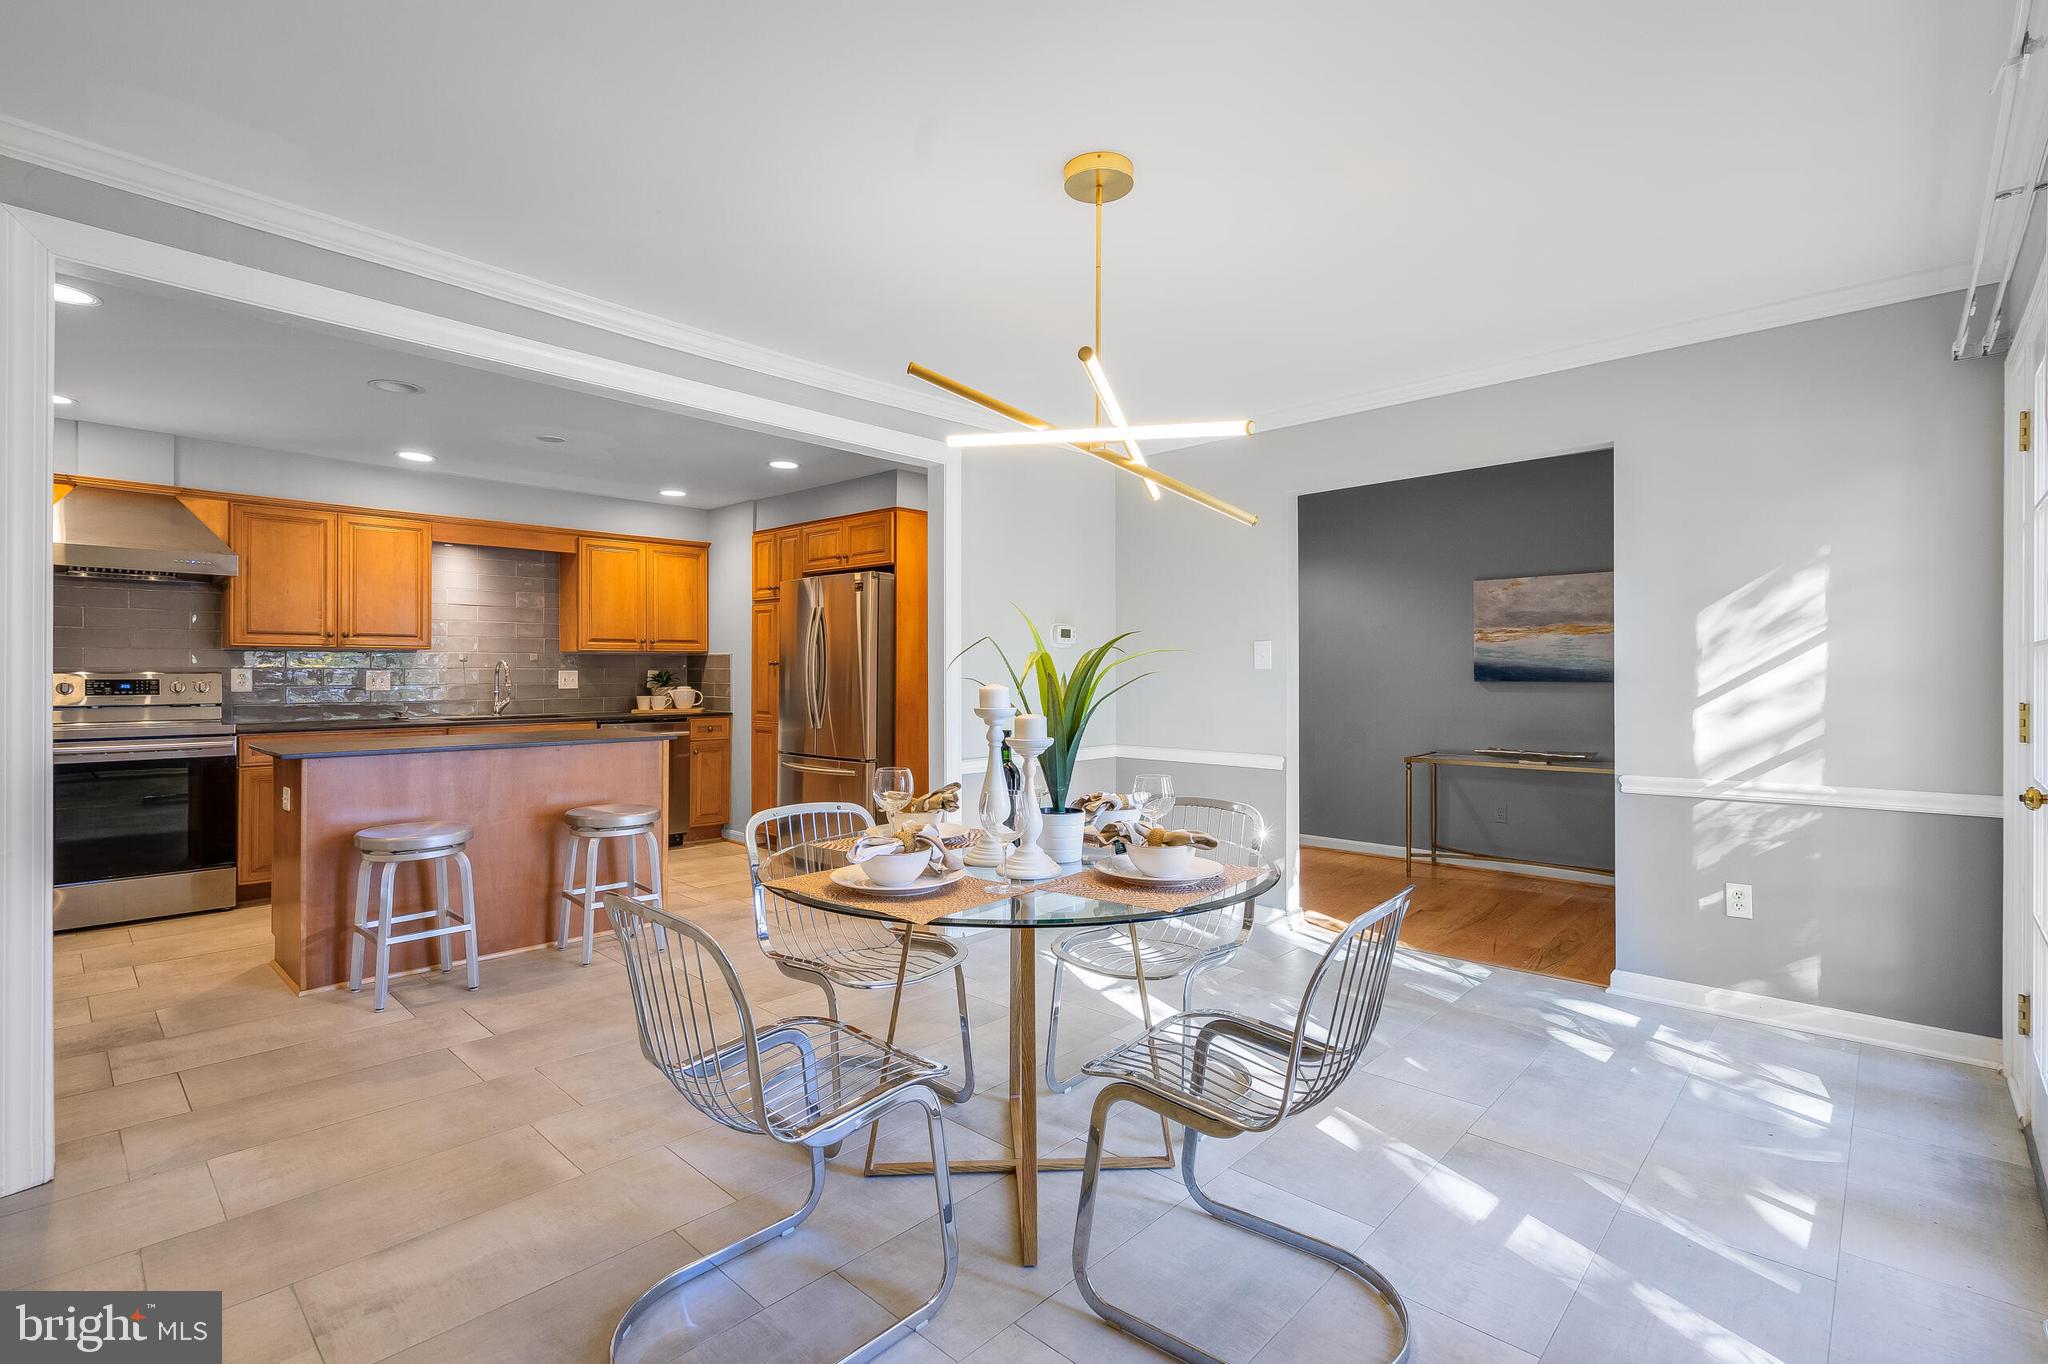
[
  {"left": 54, "top": 681, "right": 75, "bottom": 696},
  {"left": 195, "top": 681, "right": 211, "bottom": 694},
  {"left": 171, "top": 681, "right": 187, "bottom": 694}
]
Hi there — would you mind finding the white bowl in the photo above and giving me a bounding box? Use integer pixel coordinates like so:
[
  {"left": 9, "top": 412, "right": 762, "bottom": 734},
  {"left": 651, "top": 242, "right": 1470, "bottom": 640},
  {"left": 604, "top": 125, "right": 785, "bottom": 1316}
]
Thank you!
[
  {"left": 860, "top": 850, "right": 931, "bottom": 887},
  {"left": 1126, "top": 841, "right": 1197, "bottom": 879}
]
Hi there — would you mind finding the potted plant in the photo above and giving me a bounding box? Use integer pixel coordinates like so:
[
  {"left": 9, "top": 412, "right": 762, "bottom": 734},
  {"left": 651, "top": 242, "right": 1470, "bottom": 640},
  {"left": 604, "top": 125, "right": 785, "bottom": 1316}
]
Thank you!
[{"left": 962, "top": 610, "right": 1166, "bottom": 863}]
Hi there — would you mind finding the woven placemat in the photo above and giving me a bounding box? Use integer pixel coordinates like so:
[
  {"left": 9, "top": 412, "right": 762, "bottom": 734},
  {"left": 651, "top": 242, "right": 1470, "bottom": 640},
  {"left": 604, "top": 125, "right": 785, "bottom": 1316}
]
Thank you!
[
  {"left": 1033, "top": 863, "right": 1267, "bottom": 913},
  {"left": 762, "top": 867, "right": 1012, "bottom": 927}
]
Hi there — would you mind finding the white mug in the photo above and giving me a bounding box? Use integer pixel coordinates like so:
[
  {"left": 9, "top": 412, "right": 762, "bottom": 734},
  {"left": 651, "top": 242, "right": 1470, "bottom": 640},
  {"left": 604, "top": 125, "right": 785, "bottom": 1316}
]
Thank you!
[{"left": 668, "top": 685, "right": 704, "bottom": 710}]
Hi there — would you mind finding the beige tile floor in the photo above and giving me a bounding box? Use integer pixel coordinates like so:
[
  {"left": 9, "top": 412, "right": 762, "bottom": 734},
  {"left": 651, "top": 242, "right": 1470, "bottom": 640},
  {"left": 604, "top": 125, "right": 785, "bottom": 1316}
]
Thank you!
[{"left": 7, "top": 839, "right": 2046, "bottom": 1363}]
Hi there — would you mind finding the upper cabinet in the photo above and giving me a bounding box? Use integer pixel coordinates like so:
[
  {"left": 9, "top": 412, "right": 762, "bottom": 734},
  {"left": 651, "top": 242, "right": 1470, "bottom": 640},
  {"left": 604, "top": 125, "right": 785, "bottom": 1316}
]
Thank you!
[
  {"left": 561, "top": 536, "right": 709, "bottom": 653},
  {"left": 842, "top": 509, "right": 895, "bottom": 567},
  {"left": 227, "top": 505, "right": 433, "bottom": 649}
]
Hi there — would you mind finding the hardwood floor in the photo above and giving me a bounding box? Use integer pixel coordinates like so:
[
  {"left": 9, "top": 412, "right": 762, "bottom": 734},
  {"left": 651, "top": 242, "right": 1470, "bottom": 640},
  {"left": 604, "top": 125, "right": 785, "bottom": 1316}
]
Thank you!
[{"left": 1299, "top": 846, "right": 1614, "bottom": 986}]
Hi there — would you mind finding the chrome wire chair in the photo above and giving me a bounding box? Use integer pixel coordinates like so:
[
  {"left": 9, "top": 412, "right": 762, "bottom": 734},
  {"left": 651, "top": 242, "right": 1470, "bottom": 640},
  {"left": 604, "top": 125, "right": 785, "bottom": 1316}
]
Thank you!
[
  {"left": 602, "top": 893, "right": 959, "bottom": 1364},
  {"left": 1071, "top": 888, "right": 1414, "bottom": 1364},
  {"left": 745, "top": 802, "right": 974, "bottom": 1103},
  {"left": 1045, "top": 796, "right": 1268, "bottom": 1092}
]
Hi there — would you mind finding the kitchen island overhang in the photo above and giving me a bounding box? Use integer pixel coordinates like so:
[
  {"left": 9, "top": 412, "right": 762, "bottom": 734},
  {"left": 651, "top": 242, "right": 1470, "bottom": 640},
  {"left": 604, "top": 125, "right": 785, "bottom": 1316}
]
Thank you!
[{"left": 250, "top": 727, "right": 676, "bottom": 992}]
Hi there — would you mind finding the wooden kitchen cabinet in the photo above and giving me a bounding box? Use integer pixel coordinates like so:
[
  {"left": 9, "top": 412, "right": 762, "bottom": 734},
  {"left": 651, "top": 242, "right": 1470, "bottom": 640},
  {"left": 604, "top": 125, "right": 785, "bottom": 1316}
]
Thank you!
[
  {"left": 226, "top": 503, "right": 432, "bottom": 649},
  {"left": 646, "top": 543, "right": 709, "bottom": 651},
  {"left": 561, "top": 536, "right": 710, "bottom": 652},
  {"left": 842, "top": 508, "right": 895, "bottom": 567},
  {"left": 689, "top": 729, "right": 731, "bottom": 832},
  {"left": 799, "top": 519, "right": 846, "bottom": 572},
  {"left": 237, "top": 765, "right": 275, "bottom": 888},
  {"left": 776, "top": 527, "right": 803, "bottom": 584},
  {"left": 752, "top": 535, "right": 779, "bottom": 599},
  {"left": 752, "top": 599, "right": 779, "bottom": 722},
  {"left": 226, "top": 504, "right": 335, "bottom": 646},
  {"left": 338, "top": 514, "right": 433, "bottom": 648},
  {"left": 751, "top": 716, "right": 777, "bottom": 814}
]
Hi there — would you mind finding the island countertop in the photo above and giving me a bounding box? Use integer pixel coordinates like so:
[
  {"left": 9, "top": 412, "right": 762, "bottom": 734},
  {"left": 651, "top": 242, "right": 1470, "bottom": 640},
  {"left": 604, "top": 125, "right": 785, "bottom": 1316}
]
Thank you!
[{"left": 250, "top": 725, "right": 680, "bottom": 761}]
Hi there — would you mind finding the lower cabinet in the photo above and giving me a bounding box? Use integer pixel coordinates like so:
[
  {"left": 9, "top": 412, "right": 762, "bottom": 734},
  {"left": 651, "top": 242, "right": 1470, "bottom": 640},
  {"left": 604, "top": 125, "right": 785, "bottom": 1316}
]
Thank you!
[
  {"left": 237, "top": 765, "right": 275, "bottom": 890},
  {"left": 687, "top": 717, "right": 731, "bottom": 835},
  {"left": 751, "top": 717, "right": 777, "bottom": 815}
]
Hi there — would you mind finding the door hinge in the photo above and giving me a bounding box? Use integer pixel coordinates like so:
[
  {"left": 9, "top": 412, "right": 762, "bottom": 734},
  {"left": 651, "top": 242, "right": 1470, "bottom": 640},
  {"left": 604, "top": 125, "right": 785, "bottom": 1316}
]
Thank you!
[
  {"left": 2022, "top": 993, "right": 2033, "bottom": 1036},
  {"left": 2025, "top": 410, "right": 2034, "bottom": 452},
  {"left": 2023, "top": 701, "right": 2032, "bottom": 744}
]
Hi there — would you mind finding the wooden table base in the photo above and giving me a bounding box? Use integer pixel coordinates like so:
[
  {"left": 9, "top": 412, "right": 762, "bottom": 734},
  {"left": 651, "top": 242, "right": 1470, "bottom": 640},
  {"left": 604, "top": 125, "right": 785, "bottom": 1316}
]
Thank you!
[{"left": 860, "top": 924, "right": 1176, "bottom": 1266}]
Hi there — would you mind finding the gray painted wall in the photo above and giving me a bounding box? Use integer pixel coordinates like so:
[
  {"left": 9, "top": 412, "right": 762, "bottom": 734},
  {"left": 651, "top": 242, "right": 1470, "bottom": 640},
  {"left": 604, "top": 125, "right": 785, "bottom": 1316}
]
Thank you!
[
  {"left": 752, "top": 469, "right": 927, "bottom": 529},
  {"left": 1115, "top": 293, "right": 2001, "bottom": 1037},
  {"left": 1298, "top": 450, "right": 1615, "bottom": 868}
]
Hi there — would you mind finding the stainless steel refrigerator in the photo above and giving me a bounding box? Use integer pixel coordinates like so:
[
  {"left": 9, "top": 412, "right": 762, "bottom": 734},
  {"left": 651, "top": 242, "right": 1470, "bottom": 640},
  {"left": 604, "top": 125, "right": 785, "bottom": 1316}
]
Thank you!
[{"left": 778, "top": 570, "right": 895, "bottom": 808}]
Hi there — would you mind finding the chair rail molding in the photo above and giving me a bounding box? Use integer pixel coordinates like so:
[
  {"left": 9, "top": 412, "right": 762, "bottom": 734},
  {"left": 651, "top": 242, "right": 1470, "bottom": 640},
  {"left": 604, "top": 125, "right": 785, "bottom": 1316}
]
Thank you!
[
  {"left": 959, "top": 743, "right": 1286, "bottom": 775},
  {"left": 0, "top": 206, "right": 54, "bottom": 1198},
  {"left": 1616, "top": 773, "right": 2001, "bottom": 820}
]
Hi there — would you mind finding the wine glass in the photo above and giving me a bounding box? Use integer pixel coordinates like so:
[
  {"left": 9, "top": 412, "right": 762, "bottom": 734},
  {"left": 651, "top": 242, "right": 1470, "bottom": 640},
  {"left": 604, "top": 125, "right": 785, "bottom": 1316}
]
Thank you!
[
  {"left": 873, "top": 766, "right": 915, "bottom": 830},
  {"left": 1133, "top": 773, "right": 1175, "bottom": 824}
]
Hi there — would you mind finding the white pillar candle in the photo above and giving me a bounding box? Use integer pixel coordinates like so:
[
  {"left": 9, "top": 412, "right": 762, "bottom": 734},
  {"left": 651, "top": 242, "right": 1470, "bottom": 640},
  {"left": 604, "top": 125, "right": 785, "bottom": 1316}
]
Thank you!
[
  {"left": 978, "top": 683, "right": 1010, "bottom": 710},
  {"left": 1012, "top": 712, "right": 1046, "bottom": 740}
]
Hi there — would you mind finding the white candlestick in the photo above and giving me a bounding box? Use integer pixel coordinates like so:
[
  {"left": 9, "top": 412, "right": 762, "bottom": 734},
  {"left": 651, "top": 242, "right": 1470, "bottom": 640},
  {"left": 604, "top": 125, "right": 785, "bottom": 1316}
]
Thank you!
[
  {"left": 965, "top": 704, "right": 1015, "bottom": 868},
  {"left": 1000, "top": 732, "right": 1062, "bottom": 881},
  {"left": 1012, "top": 712, "right": 1047, "bottom": 741},
  {"left": 978, "top": 683, "right": 1010, "bottom": 711}
]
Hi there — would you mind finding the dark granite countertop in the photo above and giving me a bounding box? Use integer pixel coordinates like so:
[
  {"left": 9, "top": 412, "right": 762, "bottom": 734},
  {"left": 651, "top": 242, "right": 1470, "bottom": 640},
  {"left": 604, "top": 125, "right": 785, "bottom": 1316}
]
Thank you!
[
  {"left": 234, "top": 710, "right": 731, "bottom": 734},
  {"left": 249, "top": 726, "right": 689, "bottom": 760}
]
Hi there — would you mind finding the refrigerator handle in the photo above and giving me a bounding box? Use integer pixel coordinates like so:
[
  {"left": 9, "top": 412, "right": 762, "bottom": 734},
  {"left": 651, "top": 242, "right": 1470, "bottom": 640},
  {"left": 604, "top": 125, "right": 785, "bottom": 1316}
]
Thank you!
[
  {"left": 809, "top": 602, "right": 827, "bottom": 732},
  {"left": 855, "top": 576, "right": 872, "bottom": 760}
]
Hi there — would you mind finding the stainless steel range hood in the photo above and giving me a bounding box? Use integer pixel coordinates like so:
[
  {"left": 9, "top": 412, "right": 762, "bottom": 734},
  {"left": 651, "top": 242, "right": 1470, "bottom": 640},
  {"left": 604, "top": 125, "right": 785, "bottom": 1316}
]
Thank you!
[{"left": 53, "top": 487, "right": 239, "bottom": 580}]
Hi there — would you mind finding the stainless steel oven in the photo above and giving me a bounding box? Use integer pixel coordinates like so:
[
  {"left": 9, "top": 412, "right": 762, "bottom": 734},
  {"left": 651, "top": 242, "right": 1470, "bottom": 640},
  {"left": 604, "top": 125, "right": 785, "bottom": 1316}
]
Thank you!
[{"left": 52, "top": 672, "right": 238, "bottom": 930}]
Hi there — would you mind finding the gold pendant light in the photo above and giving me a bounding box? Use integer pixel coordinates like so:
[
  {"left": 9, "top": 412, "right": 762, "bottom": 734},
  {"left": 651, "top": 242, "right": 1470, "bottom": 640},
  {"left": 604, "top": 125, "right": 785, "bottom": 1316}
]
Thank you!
[{"left": 907, "top": 151, "right": 1258, "bottom": 526}]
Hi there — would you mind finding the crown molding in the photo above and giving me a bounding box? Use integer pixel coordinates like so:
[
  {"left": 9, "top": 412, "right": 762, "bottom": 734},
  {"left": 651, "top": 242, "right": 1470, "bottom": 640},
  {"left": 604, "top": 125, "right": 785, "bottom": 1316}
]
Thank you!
[
  {"left": 0, "top": 113, "right": 972, "bottom": 428},
  {"left": 1251, "top": 264, "right": 1977, "bottom": 435}
]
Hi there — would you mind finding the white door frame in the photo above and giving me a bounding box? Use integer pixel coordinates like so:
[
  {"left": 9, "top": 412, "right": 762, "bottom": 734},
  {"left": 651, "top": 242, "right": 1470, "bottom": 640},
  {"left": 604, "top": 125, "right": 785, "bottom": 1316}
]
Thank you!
[
  {"left": 0, "top": 203, "right": 960, "bottom": 1197},
  {"left": 2004, "top": 262, "right": 2048, "bottom": 1131}
]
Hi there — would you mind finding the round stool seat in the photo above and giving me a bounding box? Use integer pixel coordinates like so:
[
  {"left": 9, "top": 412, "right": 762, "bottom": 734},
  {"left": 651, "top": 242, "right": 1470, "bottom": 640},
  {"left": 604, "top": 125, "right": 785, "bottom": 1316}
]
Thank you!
[
  {"left": 564, "top": 803, "right": 661, "bottom": 833},
  {"left": 354, "top": 821, "right": 473, "bottom": 856}
]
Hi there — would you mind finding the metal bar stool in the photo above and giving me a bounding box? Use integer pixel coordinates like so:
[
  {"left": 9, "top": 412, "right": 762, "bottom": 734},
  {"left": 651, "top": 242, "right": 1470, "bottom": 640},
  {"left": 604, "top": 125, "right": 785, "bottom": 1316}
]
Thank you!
[
  {"left": 559, "top": 803, "right": 664, "bottom": 966},
  {"left": 348, "top": 821, "right": 480, "bottom": 1012},
  {"left": 601, "top": 892, "right": 959, "bottom": 1364},
  {"left": 1070, "top": 888, "right": 1415, "bottom": 1364}
]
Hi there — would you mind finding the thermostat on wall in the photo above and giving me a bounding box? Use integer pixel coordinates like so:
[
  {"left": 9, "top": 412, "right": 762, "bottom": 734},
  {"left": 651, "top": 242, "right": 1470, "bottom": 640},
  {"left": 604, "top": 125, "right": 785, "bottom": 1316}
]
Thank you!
[{"left": 1052, "top": 623, "right": 1076, "bottom": 647}]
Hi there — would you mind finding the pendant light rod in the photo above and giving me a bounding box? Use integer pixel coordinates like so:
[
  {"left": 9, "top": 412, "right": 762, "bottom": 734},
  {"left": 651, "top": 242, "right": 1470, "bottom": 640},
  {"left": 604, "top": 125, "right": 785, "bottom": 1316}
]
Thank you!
[
  {"left": 1080, "top": 346, "right": 1162, "bottom": 500},
  {"left": 905, "top": 361, "right": 1258, "bottom": 526}
]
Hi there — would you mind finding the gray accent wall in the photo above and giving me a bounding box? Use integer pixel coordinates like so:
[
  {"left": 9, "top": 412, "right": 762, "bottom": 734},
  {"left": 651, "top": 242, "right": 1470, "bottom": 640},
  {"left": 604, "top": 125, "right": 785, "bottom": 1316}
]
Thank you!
[
  {"left": 1298, "top": 450, "right": 1614, "bottom": 868},
  {"left": 1113, "top": 293, "right": 2001, "bottom": 1037}
]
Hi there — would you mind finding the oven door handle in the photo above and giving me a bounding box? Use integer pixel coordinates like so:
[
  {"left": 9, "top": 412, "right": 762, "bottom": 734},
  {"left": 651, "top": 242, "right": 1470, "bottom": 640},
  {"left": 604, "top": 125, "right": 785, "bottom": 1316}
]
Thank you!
[{"left": 53, "top": 738, "right": 237, "bottom": 764}]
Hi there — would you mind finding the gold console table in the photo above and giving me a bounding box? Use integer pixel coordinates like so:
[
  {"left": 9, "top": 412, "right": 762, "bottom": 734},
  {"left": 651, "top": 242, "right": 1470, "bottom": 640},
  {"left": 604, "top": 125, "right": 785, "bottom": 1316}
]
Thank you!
[{"left": 1402, "top": 750, "right": 1615, "bottom": 879}]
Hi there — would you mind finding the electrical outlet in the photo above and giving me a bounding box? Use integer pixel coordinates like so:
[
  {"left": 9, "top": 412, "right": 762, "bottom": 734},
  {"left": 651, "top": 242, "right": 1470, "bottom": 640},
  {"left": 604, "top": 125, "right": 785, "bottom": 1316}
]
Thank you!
[
  {"left": 1253, "top": 640, "right": 1273, "bottom": 670},
  {"left": 557, "top": 669, "right": 579, "bottom": 689},
  {"left": 364, "top": 670, "right": 392, "bottom": 692},
  {"left": 1493, "top": 802, "right": 1509, "bottom": 824},
  {"left": 280, "top": 786, "right": 291, "bottom": 813},
  {"left": 230, "top": 667, "right": 253, "bottom": 693},
  {"left": 1725, "top": 882, "right": 1753, "bottom": 919}
]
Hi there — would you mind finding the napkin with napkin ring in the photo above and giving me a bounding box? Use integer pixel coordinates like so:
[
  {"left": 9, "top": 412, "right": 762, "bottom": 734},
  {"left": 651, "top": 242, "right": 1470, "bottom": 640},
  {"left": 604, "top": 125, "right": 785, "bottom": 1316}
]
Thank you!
[
  {"left": 901, "top": 782, "right": 963, "bottom": 814},
  {"left": 846, "top": 824, "right": 966, "bottom": 873},
  {"left": 1081, "top": 814, "right": 1220, "bottom": 853}
]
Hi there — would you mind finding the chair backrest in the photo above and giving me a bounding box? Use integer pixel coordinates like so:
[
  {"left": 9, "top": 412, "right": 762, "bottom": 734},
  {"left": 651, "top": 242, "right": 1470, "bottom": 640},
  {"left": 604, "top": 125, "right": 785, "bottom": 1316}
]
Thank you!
[
  {"left": 603, "top": 892, "right": 773, "bottom": 1135},
  {"left": 1283, "top": 887, "right": 1410, "bottom": 1115},
  {"left": 1142, "top": 796, "right": 1271, "bottom": 947},
  {"left": 742, "top": 801, "right": 895, "bottom": 957}
]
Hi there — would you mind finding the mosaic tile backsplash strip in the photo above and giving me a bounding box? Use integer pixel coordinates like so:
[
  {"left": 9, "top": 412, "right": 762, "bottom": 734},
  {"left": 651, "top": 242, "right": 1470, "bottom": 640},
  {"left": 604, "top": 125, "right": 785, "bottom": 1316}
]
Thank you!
[{"left": 53, "top": 543, "right": 729, "bottom": 725}]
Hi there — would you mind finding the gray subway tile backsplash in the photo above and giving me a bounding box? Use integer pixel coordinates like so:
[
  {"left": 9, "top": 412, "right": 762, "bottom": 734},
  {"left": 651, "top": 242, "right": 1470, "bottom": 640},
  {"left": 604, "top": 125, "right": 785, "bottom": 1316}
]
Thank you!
[{"left": 53, "top": 543, "right": 729, "bottom": 724}]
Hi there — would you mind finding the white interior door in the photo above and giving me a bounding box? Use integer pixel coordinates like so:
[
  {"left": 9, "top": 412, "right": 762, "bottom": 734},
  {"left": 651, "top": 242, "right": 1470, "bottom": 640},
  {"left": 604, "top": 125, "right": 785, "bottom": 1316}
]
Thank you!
[{"left": 2014, "top": 350, "right": 2048, "bottom": 1127}]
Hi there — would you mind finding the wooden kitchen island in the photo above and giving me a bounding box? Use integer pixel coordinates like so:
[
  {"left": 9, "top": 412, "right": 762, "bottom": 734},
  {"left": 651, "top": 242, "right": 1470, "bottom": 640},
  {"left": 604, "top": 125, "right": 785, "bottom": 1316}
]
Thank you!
[{"left": 251, "top": 727, "right": 673, "bottom": 991}]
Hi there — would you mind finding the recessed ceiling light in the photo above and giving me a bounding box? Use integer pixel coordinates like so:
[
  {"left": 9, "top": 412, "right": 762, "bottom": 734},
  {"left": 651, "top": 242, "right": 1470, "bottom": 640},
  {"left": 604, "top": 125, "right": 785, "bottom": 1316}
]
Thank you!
[
  {"left": 52, "top": 284, "right": 100, "bottom": 307},
  {"left": 536, "top": 435, "right": 567, "bottom": 444},
  {"left": 367, "top": 379, "right": 422, "bottom": 395},
  {"left": 769, "top": 459, "right": 800, "bottom": 470},
  {"left": 396, "top": 450, "right": 435, "bottom": 463},
  {"left": 51, "top": 394, "right": 73, "bottom": 405},
  {"left": 659, "top": 488, "right": 687, "bottom": 498}
]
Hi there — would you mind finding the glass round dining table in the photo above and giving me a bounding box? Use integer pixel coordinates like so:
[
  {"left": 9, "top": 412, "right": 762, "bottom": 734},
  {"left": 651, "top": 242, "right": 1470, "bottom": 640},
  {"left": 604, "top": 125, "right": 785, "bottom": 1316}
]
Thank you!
[{"left": 754, "top": 839, "right": 1282, "bottom": 1266}]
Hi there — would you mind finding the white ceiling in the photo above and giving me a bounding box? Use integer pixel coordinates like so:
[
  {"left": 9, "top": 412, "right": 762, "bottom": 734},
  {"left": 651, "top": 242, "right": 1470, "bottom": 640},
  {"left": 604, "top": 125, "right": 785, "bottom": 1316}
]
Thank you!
[
  {"left": 54, "top": 277, "right": 886, "bottom": 507},
  {"left": 0, "top": 2, "right": 2016, "bottom": 431}
]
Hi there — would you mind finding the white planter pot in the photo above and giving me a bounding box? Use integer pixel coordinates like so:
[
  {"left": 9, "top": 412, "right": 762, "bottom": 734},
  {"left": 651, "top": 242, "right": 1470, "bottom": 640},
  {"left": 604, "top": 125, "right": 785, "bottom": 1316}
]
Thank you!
[{"left": 1037, "top": 809, "right": 1086, "bottom": 865}]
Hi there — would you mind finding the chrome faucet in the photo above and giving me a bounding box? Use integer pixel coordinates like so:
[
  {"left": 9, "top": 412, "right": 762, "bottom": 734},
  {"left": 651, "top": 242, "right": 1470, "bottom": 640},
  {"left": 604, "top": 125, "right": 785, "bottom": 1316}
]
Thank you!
[{"left": 493, "top": 659, "right": 514, "bottom": 715}]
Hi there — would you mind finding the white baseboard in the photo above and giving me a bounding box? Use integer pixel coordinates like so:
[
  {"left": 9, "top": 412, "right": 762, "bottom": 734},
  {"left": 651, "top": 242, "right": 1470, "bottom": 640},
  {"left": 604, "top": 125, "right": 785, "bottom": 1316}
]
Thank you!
[
  {"left": 1607, "top": 970, "right": 2002, "bottom": 1068},
  {"left": 1300, "top": 834, "right": 1616, "bottom": 887}
]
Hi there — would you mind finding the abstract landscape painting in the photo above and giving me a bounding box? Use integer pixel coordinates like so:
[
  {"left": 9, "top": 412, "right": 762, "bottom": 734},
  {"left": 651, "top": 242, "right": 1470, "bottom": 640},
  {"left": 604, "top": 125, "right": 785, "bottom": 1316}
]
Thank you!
[{"left": 1473, "top": 571, "right": 1614, "bottom": 682}]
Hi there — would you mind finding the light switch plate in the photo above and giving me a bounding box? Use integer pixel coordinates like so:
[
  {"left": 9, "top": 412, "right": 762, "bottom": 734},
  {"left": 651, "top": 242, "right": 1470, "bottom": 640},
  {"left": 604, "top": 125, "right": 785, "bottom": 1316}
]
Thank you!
[
  {"left": 1725, "top": 882, "right": 1753, "bottom": 919},
  {"left": 1253, "top": 640, "right": 1274, "bottom": 670},
  {"left": 364, "top": 670, "right": 392, "bottom": 692},
  {"left": 557, "top": 669, "right": 579, "bottom": 689},
  {"left": 280, "top": 786, "right": 291, "bottom": 812},
  {"left": 230, "top": 667, "right": 253, "bottom": 693}
]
